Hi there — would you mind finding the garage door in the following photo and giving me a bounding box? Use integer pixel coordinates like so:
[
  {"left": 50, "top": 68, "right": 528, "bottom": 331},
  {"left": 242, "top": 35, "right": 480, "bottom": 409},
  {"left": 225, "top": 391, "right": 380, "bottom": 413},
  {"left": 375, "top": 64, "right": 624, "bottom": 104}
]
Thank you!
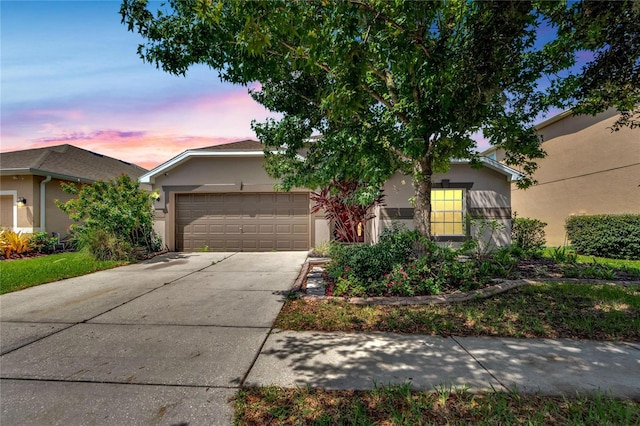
[{"left": 176, "top": 193, "right": 310, "bottom": 252}]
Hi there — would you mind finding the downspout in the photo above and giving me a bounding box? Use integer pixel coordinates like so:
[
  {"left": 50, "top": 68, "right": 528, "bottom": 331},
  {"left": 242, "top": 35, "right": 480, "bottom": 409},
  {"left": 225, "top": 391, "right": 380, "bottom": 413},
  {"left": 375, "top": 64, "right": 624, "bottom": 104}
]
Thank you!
[{"left": 40, "top": 175, "right": 52, "bottom": 232}]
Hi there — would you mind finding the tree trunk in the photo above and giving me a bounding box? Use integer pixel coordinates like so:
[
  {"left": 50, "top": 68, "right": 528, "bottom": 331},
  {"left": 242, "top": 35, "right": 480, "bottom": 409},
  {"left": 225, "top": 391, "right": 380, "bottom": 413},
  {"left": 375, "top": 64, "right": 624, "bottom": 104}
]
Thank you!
[{"left": 413, "top": 156, "right": 433, "bottom": 239}]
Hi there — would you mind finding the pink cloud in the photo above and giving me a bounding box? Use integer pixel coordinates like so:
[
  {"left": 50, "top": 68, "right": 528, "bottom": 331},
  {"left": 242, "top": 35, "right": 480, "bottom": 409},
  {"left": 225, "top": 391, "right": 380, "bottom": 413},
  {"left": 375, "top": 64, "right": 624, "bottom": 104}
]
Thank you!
[{"left": 11, "top": 130, "right": 240, "bottom": 170}]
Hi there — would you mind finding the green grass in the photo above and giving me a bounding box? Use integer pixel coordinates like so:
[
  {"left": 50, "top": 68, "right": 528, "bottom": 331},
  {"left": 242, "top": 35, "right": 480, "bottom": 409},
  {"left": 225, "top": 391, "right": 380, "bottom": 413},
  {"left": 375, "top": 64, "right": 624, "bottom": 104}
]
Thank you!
[
  {"left": 543, "top": 247, "right": 640, "bottom": 271},
  {"left": 233, "top": 384, "right": 640, "bottom": 425},
  {"left": 278, "top": 283, "right": 640, "bottom": 340},
  {"left": 0, "top": 252, "right": 126, "bottom": 294}
]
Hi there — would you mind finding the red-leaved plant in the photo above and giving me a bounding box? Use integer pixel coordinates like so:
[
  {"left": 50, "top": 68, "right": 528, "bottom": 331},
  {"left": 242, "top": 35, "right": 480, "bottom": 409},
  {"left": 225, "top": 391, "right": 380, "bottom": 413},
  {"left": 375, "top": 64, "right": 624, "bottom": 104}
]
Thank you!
[{"left": 310, "top": 179, "right": 385, "bottom": 243}]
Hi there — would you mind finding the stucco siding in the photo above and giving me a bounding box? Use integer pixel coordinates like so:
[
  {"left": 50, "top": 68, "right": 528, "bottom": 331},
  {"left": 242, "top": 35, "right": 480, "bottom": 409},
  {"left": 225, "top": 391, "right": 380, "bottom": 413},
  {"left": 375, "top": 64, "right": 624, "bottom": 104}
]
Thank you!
[
  {"left": 377, "top": 164, "right": 513, "bottom": 248},
  {"left": 513, "top": 110, "right": 640, "bottom": 247}
]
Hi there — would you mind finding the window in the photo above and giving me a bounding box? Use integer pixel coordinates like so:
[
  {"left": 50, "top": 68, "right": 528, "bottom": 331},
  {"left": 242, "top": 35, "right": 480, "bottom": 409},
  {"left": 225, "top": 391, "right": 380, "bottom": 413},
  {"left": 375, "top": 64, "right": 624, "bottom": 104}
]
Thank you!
[{"left": 431, "top": 189, "right": 465, "bottom": 235}]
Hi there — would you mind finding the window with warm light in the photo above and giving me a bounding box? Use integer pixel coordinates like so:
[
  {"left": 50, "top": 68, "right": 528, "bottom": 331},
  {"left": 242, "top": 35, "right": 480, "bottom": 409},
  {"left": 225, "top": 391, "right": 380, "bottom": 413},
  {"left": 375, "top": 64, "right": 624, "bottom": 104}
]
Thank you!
[{"left": 431, "top": 189, "right": 465, "bottom": 236}]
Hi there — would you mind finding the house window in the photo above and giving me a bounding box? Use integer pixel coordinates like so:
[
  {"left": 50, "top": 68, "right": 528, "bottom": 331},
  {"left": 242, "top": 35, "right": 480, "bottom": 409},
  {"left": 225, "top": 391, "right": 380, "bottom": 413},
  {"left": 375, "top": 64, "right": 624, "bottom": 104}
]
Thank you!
[{"left": 431, "top": 189, "right": 465, "bottom": 235}]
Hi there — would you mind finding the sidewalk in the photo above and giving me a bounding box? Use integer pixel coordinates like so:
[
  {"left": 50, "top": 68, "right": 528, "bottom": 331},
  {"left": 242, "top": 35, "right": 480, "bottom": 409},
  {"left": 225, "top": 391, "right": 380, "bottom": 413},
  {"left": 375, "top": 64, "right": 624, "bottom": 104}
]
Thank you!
[{"left": 246, "top": 331, "right": 640, "bottom": 399}]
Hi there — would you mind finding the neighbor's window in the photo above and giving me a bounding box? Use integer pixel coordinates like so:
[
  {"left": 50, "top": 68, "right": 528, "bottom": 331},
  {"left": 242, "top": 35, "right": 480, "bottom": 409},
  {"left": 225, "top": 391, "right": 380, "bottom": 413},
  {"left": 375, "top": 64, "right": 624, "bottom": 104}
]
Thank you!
[{"left": 431, "top": 189, "right": 465, "bottom": 235}]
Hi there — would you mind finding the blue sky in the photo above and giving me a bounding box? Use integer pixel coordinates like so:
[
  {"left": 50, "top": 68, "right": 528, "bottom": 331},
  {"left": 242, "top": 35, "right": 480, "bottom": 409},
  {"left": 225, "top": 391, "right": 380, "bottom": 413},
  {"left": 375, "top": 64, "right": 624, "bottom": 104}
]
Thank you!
[
  {"left": 2, "top": 1, "right": 572, "bottom": 169},
  {"left": 1, "top": 0, "right": 275, "bottom": 169}
]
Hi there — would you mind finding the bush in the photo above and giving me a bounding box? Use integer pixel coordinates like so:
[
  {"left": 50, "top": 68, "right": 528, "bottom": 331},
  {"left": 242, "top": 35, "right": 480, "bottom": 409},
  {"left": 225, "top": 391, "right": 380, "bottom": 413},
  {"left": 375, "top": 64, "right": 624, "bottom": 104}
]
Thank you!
[
  {"left": 565, "top": 214, "right": 640, "bottom": 260},
  {"left": 326, "top": 227, "right": 492, "bottom": 297},
  {"left": 57, "top": 175, "right": 162, "bottom": 260},
  {"left": 511, "top": 214, "right": 546, "bottom": 255},
  {"left": 28, "top": 232, "right": 59, "bottom": 254},
  {"left": 73, "top": 228, "right": 133, "bottom": 261}
]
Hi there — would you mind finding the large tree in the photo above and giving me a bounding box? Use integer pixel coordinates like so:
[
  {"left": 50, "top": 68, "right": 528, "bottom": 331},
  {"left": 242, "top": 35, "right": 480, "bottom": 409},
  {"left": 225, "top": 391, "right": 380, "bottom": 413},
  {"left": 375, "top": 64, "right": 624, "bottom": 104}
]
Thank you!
[{"left": 121, "top": 0, "right": 638, "bottom": 238}]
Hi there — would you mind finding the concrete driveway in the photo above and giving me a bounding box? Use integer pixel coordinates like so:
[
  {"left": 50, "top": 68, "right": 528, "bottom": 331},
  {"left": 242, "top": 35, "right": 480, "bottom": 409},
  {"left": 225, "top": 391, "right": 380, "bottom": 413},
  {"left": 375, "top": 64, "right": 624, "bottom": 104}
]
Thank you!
[{"left": 0, "top": 251, "right": 308, "bottom": 425}]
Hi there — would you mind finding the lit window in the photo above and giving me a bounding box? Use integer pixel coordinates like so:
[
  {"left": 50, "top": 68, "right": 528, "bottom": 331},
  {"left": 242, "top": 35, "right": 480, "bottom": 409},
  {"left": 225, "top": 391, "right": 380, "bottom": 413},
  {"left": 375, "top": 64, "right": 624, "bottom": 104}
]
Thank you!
[{"left": 431, "top": 189, "right": 465, "bottom": 235}]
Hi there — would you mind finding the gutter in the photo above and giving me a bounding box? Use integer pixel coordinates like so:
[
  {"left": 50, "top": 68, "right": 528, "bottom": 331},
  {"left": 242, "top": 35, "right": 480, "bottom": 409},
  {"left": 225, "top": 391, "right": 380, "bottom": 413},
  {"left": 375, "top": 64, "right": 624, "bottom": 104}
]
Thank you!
[{"left": 40, "top": 175, "right": 52, "bottom": 232}]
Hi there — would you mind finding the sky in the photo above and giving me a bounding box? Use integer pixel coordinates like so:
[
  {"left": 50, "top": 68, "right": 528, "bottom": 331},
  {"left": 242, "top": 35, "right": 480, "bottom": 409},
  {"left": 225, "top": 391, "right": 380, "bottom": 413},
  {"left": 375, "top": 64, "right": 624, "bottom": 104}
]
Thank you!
[
  {"left": 1, "top": 1, "right": 571, "bottom": 171},
  {"left": 1, "top": 0, "right": 278, "bottom": 170}
]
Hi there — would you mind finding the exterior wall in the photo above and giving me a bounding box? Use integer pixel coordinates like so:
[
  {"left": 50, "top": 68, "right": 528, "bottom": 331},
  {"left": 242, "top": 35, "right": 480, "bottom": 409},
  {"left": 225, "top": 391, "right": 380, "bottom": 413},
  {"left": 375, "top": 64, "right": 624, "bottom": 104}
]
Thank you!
[
  {"left": 0, "top": 175, "right": 36, "bottom": 232},
  {"left": 45, "top": 179, "right": 77, "bottom": 238},
  {"left": 511, "top": 110, "right": 640, "bottom": 246},
  {"left": 150, "top": 156, "right": 313, "bottom": 251},
  {"left": 376, "top": 164, "right": 513, "bottom": 249},
  {"left": 0, "top": 175, "right": 77, "bottom": 236}
]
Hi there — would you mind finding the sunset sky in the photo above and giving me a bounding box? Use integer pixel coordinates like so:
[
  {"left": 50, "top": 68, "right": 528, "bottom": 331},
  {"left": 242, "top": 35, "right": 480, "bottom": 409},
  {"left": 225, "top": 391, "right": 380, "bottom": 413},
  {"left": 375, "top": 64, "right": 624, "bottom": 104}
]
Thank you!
[{"left": 2, "top": 1, "right": 570, "bottom": 171}]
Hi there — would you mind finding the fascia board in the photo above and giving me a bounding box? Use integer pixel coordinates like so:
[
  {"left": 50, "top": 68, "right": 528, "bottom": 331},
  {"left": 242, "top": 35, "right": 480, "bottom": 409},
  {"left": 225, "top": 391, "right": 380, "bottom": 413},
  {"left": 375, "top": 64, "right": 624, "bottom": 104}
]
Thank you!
[
  {"left": 450, "top": 158, "right": 524, "bottom": 182},
  {"left": 139, "top": 150, "right": 268, "bottom": 184},
  {"left": 0, "top": 168, "right": 94, "bottom": 183}
]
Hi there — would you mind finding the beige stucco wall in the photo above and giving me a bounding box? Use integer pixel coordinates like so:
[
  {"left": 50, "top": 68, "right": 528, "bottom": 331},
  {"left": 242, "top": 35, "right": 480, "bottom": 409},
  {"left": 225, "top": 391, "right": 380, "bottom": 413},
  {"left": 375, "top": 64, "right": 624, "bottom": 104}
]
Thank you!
[
  {"left": 150, "top": 155, "right": 314, "bottom": 251},
  {"left": 377, "top": 164, "right": 513, "bottom": 248},
  {"left": 512, "top": 110, "right": 640, "bottom": 246},
  {"left": 1, "top": 175, "right": 37, "bottom": 232},
  {"left": 0, "top": 175, "right": 77, "bottom": 236}
]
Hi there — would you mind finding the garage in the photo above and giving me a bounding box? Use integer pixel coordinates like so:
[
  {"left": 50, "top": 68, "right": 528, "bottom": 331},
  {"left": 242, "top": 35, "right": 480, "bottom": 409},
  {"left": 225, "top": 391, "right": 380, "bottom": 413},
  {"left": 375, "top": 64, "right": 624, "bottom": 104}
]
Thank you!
[{"left": 175, "top": 192, "right": 310, "bottom": 252}]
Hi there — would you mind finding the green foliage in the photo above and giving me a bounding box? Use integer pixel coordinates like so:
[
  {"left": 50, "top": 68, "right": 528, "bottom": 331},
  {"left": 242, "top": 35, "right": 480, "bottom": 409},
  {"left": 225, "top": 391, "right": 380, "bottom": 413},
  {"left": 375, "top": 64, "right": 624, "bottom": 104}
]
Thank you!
[
  {"left": 511, "top": 214, "right": 547, "bottom": 255},
  {"left": 464, "top": 218, "right": 507, "bottom": 259},
  {"left": 548, "top": 246, "right": 578, "bottom": 264},
  {"left": 565, "top": 214, "right": 640, "bottom": 260},
  {"left": 326, "top": 227, "right": 492, "bottom": 297},
  {"left": 121, "top": 0, "right": 601, "bottom": 238},
  {"left": 555, "top": 1, "right": 640, "bottom": 130},
  {"left": 28, "top": 232, "right": 59, "bottom": 254},
  {"left": 57, "top": 175, "right": 161, "bottom": 261}
]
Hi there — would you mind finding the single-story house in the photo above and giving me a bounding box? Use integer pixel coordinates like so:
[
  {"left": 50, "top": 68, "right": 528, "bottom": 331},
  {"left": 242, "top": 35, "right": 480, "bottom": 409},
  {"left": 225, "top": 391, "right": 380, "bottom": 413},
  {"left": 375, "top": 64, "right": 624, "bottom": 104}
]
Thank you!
[
  {"left": 482, "top": 109, "right": 640, "bottom": 246},
  {"left": 0, "top": 144, "right": 147, "bottom": 237},
  {"left": 140, "top": 140, "right": 522, "bottom": 252}
]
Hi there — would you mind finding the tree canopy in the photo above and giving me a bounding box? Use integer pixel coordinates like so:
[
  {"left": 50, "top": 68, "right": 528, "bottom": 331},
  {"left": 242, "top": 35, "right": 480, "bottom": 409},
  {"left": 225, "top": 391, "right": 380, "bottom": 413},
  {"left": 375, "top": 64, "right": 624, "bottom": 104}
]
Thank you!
[{"left": 121, "top": 0, "right": 639, "bottom": 238}]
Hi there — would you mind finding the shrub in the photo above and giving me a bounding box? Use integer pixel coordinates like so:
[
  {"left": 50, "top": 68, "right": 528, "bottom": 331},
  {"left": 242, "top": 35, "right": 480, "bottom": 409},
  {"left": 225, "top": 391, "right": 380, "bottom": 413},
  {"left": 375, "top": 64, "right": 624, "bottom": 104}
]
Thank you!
[
  {"left": 310, "top": 179, "right": 384, "bottom": 243},
  {"left": 565, "top": 214, "right": 640, "bottom": 260},
  {"left": 326, "top": 227, "right": 491, "bottom": 297},
  {"left": 72, "top": 228, "right": 133, "bottom": 261},
  {"left": 57, "top": 175, "right": 162, "bottom": 260},
  {"left": 511, "top": 214, "right": 546, "bottom": 255},
  {"left": 28, "top": 232, "right": 59, "bottom": 254},
  {"left": 0, "top": 229, "right": 32, "bottom": 258}
]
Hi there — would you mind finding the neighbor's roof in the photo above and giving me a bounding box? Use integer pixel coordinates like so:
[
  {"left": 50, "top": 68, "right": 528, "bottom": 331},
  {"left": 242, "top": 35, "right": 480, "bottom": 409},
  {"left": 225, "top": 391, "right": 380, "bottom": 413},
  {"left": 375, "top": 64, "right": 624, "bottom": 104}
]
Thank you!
[
  {"left": 140, "top": 139, "right": 268, "bottom": 184},
  {"left": 0, "top": 144, "right": 147, "bottom": 183}
]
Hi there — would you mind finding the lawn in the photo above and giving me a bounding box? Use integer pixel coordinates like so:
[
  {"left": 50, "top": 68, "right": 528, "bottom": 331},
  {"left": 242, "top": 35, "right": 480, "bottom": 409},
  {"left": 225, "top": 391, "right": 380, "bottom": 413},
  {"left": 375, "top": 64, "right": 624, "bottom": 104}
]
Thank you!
[
  {"left": 277, "top": 282, "right": 640, "bottom": 340},
  {"left": 234, "top": 384, "right": 640, "bottom": 426},
  {"left": 543, "top": 247, "right": 640, "bottom": 273},
  {"left": 0, "top": 252, "right": 126, "bottom": 294}
]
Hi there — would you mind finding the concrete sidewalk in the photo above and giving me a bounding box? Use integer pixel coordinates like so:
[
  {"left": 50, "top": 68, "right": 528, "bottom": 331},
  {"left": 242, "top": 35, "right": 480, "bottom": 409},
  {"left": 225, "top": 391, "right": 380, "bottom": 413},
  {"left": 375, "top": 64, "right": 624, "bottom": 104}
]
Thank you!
[{"left": 247, "top": 331, "right": 640, "bottom": 398}]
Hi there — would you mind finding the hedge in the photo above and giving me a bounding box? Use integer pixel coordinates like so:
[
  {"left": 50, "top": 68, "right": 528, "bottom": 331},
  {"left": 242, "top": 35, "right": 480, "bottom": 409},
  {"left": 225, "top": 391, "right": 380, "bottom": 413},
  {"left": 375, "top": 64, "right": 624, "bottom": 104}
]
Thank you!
[{"left": 565, "top": 214, "right": 640, "bottom": 260}]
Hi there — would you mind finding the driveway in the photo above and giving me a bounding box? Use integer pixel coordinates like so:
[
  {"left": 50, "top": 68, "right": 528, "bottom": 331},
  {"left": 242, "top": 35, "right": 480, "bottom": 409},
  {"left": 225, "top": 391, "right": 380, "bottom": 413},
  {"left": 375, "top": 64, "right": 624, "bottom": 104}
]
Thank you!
[{"left": 0, "top": 251, "right": 308, "bottom": 425}]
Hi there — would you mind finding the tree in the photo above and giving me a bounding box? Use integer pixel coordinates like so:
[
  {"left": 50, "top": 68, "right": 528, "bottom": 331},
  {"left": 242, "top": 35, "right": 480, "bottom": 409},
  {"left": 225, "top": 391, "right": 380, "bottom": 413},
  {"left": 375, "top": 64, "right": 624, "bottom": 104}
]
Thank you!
[
  {"left": 553, "top": 0, "right": 640, "bottom": 130},
  {"left": 57, "top": 175, "right": 160, "bottom": 260},
  {"left": 120, "top": 0, "right": 635, "bottom": 238}
]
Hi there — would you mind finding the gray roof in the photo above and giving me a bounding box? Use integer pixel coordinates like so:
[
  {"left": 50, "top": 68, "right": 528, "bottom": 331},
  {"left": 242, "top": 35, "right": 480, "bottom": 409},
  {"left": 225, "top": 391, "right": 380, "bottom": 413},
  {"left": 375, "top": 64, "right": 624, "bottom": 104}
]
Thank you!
[
  {"left": 193, "top": 139, "right": 265, "bottom": 151},
  {"left": 0, "top": 144, "right": 148, "bottom": 182}
]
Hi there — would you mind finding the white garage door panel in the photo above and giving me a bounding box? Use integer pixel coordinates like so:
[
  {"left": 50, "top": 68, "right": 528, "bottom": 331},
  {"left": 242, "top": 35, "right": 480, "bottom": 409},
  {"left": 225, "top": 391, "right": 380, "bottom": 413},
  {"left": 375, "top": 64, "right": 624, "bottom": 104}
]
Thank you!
[{"left": 176, "top": 193, "right": 310, "bottom": 252}]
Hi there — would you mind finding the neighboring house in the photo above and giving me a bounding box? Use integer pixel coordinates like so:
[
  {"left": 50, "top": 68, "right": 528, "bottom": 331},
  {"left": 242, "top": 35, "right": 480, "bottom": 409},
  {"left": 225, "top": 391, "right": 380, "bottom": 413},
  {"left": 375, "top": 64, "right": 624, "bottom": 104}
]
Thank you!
[
  {"left": 482, "top": 109, "right": 640, "bottom": 247},
  {"left": 141, "top": 140, "right": 522, "bottom": 252},
  {"left": 0, "top": 144, "right": 147, "bottom": 237}
]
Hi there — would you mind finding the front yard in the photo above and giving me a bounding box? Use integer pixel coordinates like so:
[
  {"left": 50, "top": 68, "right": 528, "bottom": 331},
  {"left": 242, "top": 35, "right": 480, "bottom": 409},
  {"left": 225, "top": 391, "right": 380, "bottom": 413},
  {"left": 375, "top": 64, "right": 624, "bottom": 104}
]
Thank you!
[
  {"left": 0, "top": 252, "right": 126, "bottom": 294},
  {"left": 238, "top": 231, "right": 640, "bottom": 425}
]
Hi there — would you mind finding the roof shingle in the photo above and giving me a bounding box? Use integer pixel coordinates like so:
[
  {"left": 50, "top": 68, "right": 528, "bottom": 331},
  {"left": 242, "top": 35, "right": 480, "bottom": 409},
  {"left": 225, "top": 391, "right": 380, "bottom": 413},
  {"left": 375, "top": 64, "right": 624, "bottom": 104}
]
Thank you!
[{"left": 0, "top": 144, "right": 148, "bottom": 182}]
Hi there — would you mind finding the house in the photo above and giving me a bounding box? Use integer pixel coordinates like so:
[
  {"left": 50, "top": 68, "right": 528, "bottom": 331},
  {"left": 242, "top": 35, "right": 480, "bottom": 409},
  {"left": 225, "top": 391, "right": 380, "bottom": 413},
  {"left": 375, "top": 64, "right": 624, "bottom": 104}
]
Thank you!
[
  {"left": 482, "top": 109, "right": 640, "bottom": 247},
  {"left": 140, "top": 140, "right": 522, "bottom": 252},
  {"left": 0, "top": 144, "right": 147, "bottom": 237}
]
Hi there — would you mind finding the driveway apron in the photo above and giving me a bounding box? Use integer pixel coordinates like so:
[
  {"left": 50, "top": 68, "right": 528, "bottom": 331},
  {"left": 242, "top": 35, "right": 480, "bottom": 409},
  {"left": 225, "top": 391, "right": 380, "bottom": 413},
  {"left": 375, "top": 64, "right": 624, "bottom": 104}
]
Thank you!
[{"left": 0, "top": 251, "right": 308, "bottom": 425}]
